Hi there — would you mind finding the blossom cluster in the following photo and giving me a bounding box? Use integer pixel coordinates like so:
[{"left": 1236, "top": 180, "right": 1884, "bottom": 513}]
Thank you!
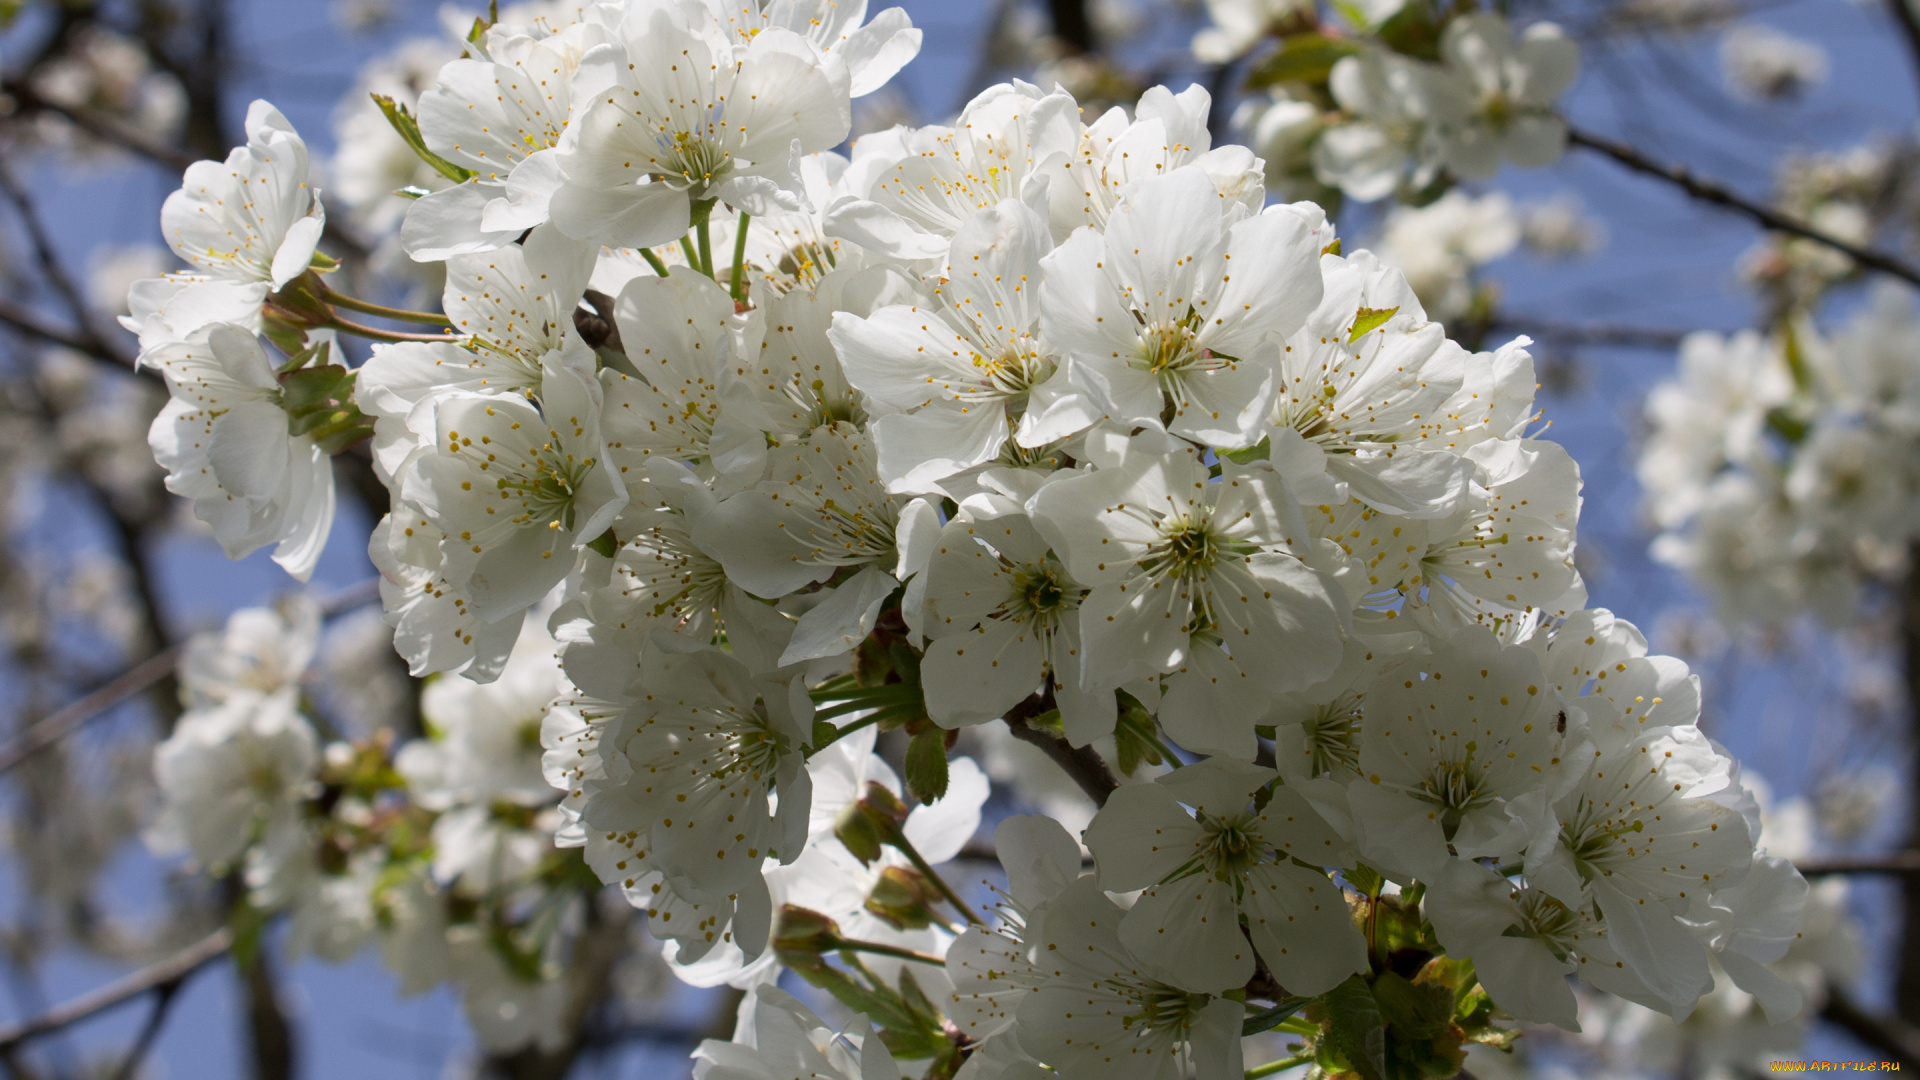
[
  {"left": 1640, "top": 289, "right": 1920, "bottom": 627},
  {"left": 128, "top": 0, "right": 1808, "bottom": 1075}
]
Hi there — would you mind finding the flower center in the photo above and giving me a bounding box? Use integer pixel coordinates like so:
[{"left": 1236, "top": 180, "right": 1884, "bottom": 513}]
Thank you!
[
  {"left": 1301, "top": 700, "right": 1363, "bottom": 777},
  {"left": 1133, "top": 319, "right": 1204, "bottom": 376},
  {"left": 1198, "top": 812, "right": 1266, "bottom": 884},
  {"left": 1415, "top": 753, "right": 1496, "bottom": 838},
  {"left": 1120, "top": 984, "right": 1211, "bottom": 1039},
  {"left": 656, "top": 130, "right": 734, "bottom": 193}
]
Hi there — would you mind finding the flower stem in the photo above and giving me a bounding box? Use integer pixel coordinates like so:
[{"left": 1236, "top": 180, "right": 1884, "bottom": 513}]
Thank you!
[
  {"left": 697, "top": 216, "right": 715, "bottom": 278},
  {"left": 1244, "top": 1053, "right": 1311, "bottom": 1079},
  {"left": 729, "top": 211, "right": 751, "bottom": 305},
  {"left": 325, "top": 315, "right": 456, "bottom": 344},
  {"left": 322, "top": 289, "right": 451, "bottom": 326},
  {"left": 889, "top": 827, "right": 987, "bottom": 928},
  {"left": 640, "top": 248, "right": 670, "bottom": 277},
  {"left": 679, "top": 235, "right": 701, "bottom": 276},
  {"left": 833, "top": 937, "right": 947, "bottom": 966}
]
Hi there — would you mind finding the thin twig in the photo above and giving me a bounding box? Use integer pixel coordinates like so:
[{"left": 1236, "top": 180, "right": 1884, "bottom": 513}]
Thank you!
[
  {"left": 1567, "top": 125, "right": 1920, "bottom": 289},
  {"left": 1798, "top": 852, "right": 1920, "bottom": 877},
  {"left": 0, "top": 929, "right": 231, "bottom": 1054},
  {"left": 0, "top": 297, "right": 135, "bottom": 369},
  {"left": 0, "top": 578, "right": 380, "bottom": 776},
  {"left": 107, "top": 980, "right": 184, "bottom": 1080},
  {"left": 1885, "top": 0, "right": 1920, "bottom": 108},
  {"left": 1490, "top": 318, "right": 1696, "bottom": 350},
  {"left": 0, "top": 163, "right": 127, "bottom": 366}
]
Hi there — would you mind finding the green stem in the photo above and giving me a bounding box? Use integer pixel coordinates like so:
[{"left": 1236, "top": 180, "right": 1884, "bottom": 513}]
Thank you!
[
  {"left": 808, "top": 712, "right": 882, "bottom": 755},
  {"left": 888, "top": 825, "right": 986, "bottom": 928},
  {"left": 729, "top": 211, "right": 751, "bottom": 305},
  {"left": 834, "top": 938, "right": 947, "bottom": 966},
  {"left": 326, "top": 315, "right": 456, "bottom": 344},
  {"left": 640, "top": 248, "right": 670, "bottom": 277},
  {"left": 697, "top": 217, "right": 715, "bottom": 278},
  {"left": 679, "top": 235, "right": 701, "bottom": 275},
  {"left": 322, "top": 289, "right": 451, "bottom": 326},
  {"left": 1147, "top": 731, "right": 1184, "bottom": 769},
  {"left": 1245, "top": 1053, "right": 1311, "bottom": 1079}
]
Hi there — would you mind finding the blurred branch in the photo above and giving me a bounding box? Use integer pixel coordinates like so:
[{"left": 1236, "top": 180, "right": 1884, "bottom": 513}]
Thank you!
[
  {"left": 0, "top": 929, "right": 231, "bottom": 1054},
  {"left": 1566, "top": 125, "right": 1920, "bottom": 289},
  {"left": 0, "top": 163, "right": 133, "bottom": 369},
  {"left": 1797, "top": 852, "right": 1920, "bottom": 877},
  {"left": 0, "top": 79, "right": 198, "bottom": 174},
  {"left": 1046, "top": 0, "right": 1097, "bottom": 54},
  {"left": 0, "top": 297, "right": 135, "bottom": 370},
  {"left": 1489, "top": 319, "right": 1694, "bottom": 350},
  {"left": 240, "top": 945, "right": 294, "bottom": 1080},
  {"left": 1885, "top": 0, "right": 1920, "bottom": 107},
  {"left": 1821, "top": 986, "right": 1920, "bottom": 1070},
  {"left": 483, "top": 901, "right": 632, "bottom": 1080},
  {"left": 107, "top": 978, "right": 184, "bottom": 1080},
  {"left": 0, "top": 578, "right": 380, "bottom": 777}
]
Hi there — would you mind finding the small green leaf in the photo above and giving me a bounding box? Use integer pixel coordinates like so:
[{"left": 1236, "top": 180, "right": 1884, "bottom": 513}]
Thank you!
[
  {"left": 1372, "top": 971, "right": 1453, "bottom": 1041},
  {"left": 1222, "top": 437, "right": 1272, "bottom": 465},
  {"left": 1344, "top": 863, "right": 1383, "bottom": 897},
  {"left": 370, "top": 93, "right": 476, "bottom": 184},
  {"left": 1242, "top": 996, "right": 1312, "bottom": 1037},
  {"left": 1112, "top": 697, "right": 1165, "bottom": 777},
  {"left": 1244, "top": 32, "right": 1362, "bottom": 89},
  {"left": 1349, "top": 306, "right": 1399, "bottom": 343},
  {"left": 586, "top": 528, "right": 618, "bottom": 558},
  {"left": 1323, "top": 238, "right": 1342, "bottom": 256},
  {"left": 904, "top": 726, "right": 950, "bottom": 803},
  {"left": 1317, "top": 975, "right": 1387, "bottom": 1080}
]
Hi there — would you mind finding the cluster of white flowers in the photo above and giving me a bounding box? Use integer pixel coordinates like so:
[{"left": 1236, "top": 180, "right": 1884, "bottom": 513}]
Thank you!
[
  {"left": 1231, "top": 12, "right": 1579, "bottom": 205},
  {"left": 132, "top": 0, "right": 1809, "bottom": 1073},
  {"left": 1639, "top": 287, "right": 1920, "bottom": 627}
]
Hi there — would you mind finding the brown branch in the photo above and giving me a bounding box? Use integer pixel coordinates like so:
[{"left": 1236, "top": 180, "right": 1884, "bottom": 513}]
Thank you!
[
  {"left": 0, "top": 929, "right": 231, "bottom": 1053},
  {"left": 1898, "top": 545, "right": 1920, "bottom": 1022},
  {"left": 0, "top": 163, "right": 132, "bottom": 369},
  {"left": 0, "top": 297, "right": 137, "bottom": 371},
  {"left": 1821, "top": 986, "right": 1920, "bottom": 1070},
  {"left": 0, "top": 578, "right": 380, "bottom": 776},
  {"left": 1567, "top": 125, "right": 1920, "bottom": 289},
  {"left": 1798, "top": 852, "right": 1920, "bottom": 877},
  {"left": 1000, "top": 692, "right": 1119, "bottom": 807}
]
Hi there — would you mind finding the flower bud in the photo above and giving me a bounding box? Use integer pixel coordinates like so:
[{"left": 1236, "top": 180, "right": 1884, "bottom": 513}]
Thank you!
[
  {"left": 864, "top": 866, "right": 945, "bottom": 931},
  {"left": 834, "top": 781, "right": 909, "bottom": 866}
]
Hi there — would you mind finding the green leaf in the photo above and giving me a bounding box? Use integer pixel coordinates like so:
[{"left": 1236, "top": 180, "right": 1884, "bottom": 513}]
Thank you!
[
  {"left": 1242, "top": 996, "right": 1312, "bottom": 1037},
  {"left": 904, "top": 726, "right": 950, "bottom": 803},
  {"left": 1244, "top": 33, "right": 1362, "bottom": 89},
  {"left": 1372, "top": 971, "right": 1453, "bottom": 1042},
  {"left": 1323, "top": 238, "right": 1342, "bottom": 256},
  {"left": 1344, "top": 863, "right": 1383, "bottom": 897},
  {"left": 1349, "top": 306, "right": 1399, "bottom": 343},
  {"left": 1318, "top": 975, "right": 1387, "bottom": 1080},
  {"left": 1112, "top": 697, "right": 1165, "bottom": 777},
  {"left": 586, "top": 528, "right": 618, "bottom": 559},
  {"left": 370, "top": 93, "right": 476, "bottom": 184}
]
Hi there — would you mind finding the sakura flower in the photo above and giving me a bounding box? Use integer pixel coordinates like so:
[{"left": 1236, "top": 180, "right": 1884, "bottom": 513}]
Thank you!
[
  {"left": 396, "top": 354, "right": 626, "bottom": 626},
  {"left": 1013, "top": 876, "right": 1246, "bottom": 1080},
  {"left": 1345, "top": 626, "right": 1579, "bottom": 882},
  {"left": 178, "top": 595, "right": 320, "bottom": 708},
  {"left": 1313, "top": 51, "right": 1451, "bottom": 203},
  {"left": 549, "top": 6, "right": 851, "bottom": 249},
  {"left": 1029, "top": 432, "right": 1344, "bottom": 758},
  {"left": 696, "top": 0, "right": 923, "bottom": 98},
  {"left": 1048, "top": 84, "right": 1264, "bottom": 235},
  {"left": 145, "top": 323, "right": 337, "bottom": 581},
  {"left": 827, "top": 81, "right": 1078, "bottom": 263},
  {"left": 1427, "top": 14, "right": 1580, "bottom": 179},
  {"left": 694, "top": 986, "right": 899, "bottom": 1080},
  {"left": 1083, "top": 758, "right": 1365, "bottom": 996},
  {"left": 403, "top": 21, "right": 598, "bottom": 259},
  {"left": 131, "top": 100, "right": 324, "bottom": 344},
  {"left": 147, "top": 691, "right": 318, "bottom": 870},
  {"left": 1039, "top": 166, "right": 1323, "bottom": 449},
  {"left": 919, "top": 504, "right": 1112, "bottom": 742},
  {"left": 830, "top": 199, "right": 1096, "bottom": 492}
]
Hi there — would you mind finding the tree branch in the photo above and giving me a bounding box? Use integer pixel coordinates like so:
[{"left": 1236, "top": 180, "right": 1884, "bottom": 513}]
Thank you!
[
  {"left": 1489, "top": 318, "right": 1696, "bottom": 350},
  {"left": 1822, "top": 986, "right": 1920, "bottom": 1070},
  {"left": 1566, "top": 125, "right": 1920, "bottom": 289},
  {"left": 0, "top": 80, "right": 197, "bottom": 174},
  {"left": 1798, "top": 852, "right": 1920, "bottom": 877},
  {"left": 1885, "top": 0, "right": 1920, "bottom": 108},
  {"left": 0, "top": 929, "right": 230, "bottom": 1054},
  {"left": 1000, "top": 693, "right": 1119, "bottom": 807}
]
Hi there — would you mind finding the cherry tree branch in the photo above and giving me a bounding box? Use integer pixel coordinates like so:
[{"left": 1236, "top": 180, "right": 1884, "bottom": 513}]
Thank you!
[
  {"left": 1000, "top": 692, "right": 1119, "bottom": 807},
  {"left": 1566, "top": 125, "right": 1920, "bottom": 289},
  {"left": 0, "top": 80, "right": 198, "bottom": 174},
  {"left": 1489, "top": 318, "right": 1695, "bottom": 350},
  {"left": 1797, "top": 852, "right": 1920, "bottom": 877},
  {"left": 0, "top": 929, "right": 231, "bottom": 1054},
  {"left": 1821, "top": 986, "right": 1920, "bottom": 1070},
  {"left": 1884, "top": 0, "right": 1920, "bottom": 108}
]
